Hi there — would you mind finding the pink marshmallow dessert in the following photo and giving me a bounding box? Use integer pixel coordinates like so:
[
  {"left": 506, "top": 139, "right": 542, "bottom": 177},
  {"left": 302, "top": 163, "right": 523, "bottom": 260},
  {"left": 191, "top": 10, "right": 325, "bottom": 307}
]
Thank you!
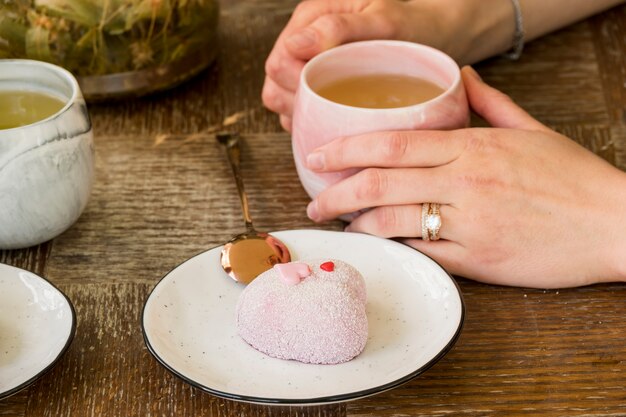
[{"left": 236, "top": 259, "right": 368, "bottom": 365}]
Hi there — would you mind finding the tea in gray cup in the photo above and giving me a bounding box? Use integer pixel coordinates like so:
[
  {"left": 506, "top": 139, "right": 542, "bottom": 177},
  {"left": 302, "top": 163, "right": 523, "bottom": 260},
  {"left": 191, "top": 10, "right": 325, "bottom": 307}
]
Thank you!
[{"left": 0, "top": 60, "right": 94, "bottom": 249}]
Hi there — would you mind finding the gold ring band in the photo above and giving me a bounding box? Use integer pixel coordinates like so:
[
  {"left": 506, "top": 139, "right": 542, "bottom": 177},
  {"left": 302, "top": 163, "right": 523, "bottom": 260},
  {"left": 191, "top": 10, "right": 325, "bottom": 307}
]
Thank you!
[{"left": 421, "top": 203, "right": 431, "bottom": 241}]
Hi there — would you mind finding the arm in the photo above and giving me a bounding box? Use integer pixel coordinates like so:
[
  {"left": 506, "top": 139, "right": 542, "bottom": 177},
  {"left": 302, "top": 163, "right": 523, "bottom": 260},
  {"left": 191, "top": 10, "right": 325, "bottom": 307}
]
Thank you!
[{"left": 446, "top": 0, "right": 626, "bottom": 63}]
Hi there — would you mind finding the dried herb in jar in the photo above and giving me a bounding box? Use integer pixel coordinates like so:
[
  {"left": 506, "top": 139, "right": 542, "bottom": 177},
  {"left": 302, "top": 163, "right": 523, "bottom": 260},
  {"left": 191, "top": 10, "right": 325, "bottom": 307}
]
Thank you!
[{"left": 0, "top": 0, "right": 219, "bottom": 77}]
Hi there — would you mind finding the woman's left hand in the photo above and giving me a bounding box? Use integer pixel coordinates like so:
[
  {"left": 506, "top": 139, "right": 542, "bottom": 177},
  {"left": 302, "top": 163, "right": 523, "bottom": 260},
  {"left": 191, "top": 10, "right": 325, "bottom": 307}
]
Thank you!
[{"left": 305, "top": 67, "right": 626, "bottom": 288}]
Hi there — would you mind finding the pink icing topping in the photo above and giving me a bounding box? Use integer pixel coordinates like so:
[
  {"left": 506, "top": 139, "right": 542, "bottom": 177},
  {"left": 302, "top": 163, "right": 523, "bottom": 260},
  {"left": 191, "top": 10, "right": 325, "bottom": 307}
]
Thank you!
[{"left": 274, "top": 262, "right": 311, "bottom": 286}]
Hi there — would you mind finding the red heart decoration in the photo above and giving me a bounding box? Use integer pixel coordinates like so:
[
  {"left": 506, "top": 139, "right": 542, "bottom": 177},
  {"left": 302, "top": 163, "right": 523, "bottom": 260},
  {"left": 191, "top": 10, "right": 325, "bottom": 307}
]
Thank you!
[{"left": 320, "top": 261, "right": 334, "bottom": 272}]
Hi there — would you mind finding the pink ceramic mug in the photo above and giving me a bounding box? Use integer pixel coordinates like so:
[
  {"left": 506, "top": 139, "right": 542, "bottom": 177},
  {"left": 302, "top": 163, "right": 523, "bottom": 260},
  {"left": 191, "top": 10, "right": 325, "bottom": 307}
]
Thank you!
[{"left": 292, "top": 40, "right": 469, "bottom": 200}]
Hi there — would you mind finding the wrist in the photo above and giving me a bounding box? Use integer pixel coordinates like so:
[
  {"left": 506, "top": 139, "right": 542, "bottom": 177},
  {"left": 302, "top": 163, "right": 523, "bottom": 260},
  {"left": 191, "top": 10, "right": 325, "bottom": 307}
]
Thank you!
[
  {"left": 403, "top": 0, "right": 465, "bottom": 61},
  {"left": 435, "top": 0, "right": 519, "bottom": 64}
]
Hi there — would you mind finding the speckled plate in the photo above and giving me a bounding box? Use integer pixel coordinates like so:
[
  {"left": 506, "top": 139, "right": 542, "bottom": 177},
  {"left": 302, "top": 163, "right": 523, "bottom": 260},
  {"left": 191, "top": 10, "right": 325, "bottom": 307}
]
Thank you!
[
  {"left": 0, "top": 263, "right": 76, "bottom": 400},
  {"left": 142, "top": 229, "right": 464, "bottom": 405}
]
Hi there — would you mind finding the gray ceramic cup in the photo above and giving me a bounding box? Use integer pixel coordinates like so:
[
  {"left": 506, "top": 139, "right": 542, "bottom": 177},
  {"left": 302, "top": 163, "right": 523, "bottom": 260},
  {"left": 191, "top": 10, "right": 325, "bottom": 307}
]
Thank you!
[{"left": 0, "top": 60, "right": 94, "bottom": 249}]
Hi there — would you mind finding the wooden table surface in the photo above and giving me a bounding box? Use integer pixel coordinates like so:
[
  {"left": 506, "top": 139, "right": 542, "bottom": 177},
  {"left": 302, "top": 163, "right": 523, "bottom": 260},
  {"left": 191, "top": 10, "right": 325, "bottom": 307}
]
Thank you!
[{"left": 2, "top": 1, "right": 626, "bottom": 416}]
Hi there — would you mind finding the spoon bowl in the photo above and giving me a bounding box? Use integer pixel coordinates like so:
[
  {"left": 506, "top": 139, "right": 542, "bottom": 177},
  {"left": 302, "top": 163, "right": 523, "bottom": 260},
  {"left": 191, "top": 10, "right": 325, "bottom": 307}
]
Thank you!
[{"left": 216, "top": 132, "right": 291, "bottom": 284}]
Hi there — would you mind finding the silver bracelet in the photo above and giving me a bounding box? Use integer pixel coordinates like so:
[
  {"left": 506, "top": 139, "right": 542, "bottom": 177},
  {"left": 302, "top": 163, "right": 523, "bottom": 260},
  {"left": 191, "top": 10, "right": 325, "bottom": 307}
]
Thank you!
[{"left": 503, "top": 0, "right": 525, "bottom": 60}]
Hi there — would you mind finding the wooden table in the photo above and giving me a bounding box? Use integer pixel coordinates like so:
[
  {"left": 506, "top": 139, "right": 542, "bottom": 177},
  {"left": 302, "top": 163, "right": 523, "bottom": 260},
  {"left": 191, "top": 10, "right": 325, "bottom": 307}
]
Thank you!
[{"left": 2, "top": 1, "right": 626, "bottom": 416}]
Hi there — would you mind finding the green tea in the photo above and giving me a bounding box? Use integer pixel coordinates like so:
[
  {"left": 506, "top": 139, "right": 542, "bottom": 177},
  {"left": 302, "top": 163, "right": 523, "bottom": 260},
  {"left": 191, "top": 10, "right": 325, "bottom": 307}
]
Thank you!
[
  {"left": 315, "top": 74, "right": 444, "bottom": 109},
  {"left": 0, "top": 91, "right": 66, "bottom": 130}
]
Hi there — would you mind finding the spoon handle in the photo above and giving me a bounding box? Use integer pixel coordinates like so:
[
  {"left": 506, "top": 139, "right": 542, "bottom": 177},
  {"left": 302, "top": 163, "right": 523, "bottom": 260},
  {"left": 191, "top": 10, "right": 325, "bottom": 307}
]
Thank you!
[{"left": 216, "top": 132, "right": 254, "bottom": 232}]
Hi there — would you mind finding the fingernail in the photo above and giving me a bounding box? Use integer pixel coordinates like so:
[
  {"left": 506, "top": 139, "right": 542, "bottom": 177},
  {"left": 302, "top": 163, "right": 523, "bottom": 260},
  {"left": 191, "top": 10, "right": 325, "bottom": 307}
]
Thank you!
[
  {"left": 307, "top": 200, "right": 319, "bottom": 221},
  {"left": 306, "top": 151, "right": 325, "bottom": 170},
  {"left": 287, "top": 28, "right": 316, "bottom": 49},
  {"left": 464, "top": 65, "right": 482, "bottom": 82}
]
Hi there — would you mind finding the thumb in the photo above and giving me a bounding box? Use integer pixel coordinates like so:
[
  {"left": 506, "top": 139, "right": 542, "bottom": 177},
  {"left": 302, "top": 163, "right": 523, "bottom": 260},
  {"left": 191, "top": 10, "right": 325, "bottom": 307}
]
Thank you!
[
  {"left": 462, "top": 66, "right": 550, "bottom": 131},
  {"left": 285, "top": 12, "right": 384, "bottom": 61}
]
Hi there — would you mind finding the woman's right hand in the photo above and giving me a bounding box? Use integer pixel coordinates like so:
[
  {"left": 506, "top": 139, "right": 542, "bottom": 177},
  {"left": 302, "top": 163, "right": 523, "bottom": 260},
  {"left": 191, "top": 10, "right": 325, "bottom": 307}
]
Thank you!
[
  {"left": 261, "top": 0, "right": 457, "bottom": 131},
  {"left": 303, "top": 67, "right": 626, "bottom": 288}
]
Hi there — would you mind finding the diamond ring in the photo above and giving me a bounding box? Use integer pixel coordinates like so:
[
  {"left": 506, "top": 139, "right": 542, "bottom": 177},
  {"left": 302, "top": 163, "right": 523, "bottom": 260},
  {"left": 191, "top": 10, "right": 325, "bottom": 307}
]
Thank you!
[{"left": 421, "top": 203, "right": 442, "bottom": 241}]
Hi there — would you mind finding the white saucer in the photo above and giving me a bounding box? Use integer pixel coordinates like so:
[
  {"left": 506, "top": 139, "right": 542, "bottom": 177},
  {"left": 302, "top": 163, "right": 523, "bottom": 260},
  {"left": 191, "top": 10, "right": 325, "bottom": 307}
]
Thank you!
[
  {"left": 142, "top": 230, "right": 464, "bottom": 405},
  {"left": 0, "top": 263, "right": 76, "bottom": 400}
]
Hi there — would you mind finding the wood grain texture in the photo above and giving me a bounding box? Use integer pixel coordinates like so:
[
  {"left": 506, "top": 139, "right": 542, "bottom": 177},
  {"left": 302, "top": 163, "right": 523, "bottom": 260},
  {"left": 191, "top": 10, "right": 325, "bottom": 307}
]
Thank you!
[
  {"left": 589, "top": 5, "right": 626, "bottom": 171},
  {"left": 1, "top": 2, "right": 626, "bottom": 416},
  {"left": 0, "top": 243, "right": 51, "bottom": 277},
  {"left": 0, "top": 391, "right": 26, "bottom": 417},
  {"left": 590, "top": 6, "right": 626, "bottom": 125},
  {"left": 45, "top": 132, "right": 340, "bottom": 286},
  {"left": 348, "top": 281, "right": 626, "bottom": 416},
  {"left": 475, "top": 21, "right": 609, "bottom": 127}
]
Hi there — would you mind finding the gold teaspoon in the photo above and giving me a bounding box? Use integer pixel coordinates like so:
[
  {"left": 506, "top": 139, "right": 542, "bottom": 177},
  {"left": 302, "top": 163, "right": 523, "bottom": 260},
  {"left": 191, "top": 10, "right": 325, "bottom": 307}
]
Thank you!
[{"left": 216, "top": 132, "right": 291, "bottom": 284}]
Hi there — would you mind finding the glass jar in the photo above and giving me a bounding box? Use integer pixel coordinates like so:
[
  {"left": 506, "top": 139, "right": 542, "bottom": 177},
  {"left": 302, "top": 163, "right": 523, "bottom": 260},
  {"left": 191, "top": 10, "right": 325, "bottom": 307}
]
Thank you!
[{"left": 0, "top": 0, "right": 219, "bottom": 100}]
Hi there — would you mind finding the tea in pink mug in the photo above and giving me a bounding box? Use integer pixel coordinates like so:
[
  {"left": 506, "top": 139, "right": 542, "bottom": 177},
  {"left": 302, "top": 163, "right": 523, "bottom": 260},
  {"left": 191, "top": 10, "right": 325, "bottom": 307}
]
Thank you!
[{"left": 292, "top": 40, "right": 469, "bottom": 199}]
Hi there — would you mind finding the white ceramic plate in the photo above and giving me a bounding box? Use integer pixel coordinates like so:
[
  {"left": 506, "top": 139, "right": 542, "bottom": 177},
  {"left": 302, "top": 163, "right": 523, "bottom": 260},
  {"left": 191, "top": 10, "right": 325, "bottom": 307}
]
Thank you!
[
  {"left": 142, "top": 230, "right": 464, "bottom": 405},
  {"left": 0, "top": 263, "right": 76, "bottom": 400}
]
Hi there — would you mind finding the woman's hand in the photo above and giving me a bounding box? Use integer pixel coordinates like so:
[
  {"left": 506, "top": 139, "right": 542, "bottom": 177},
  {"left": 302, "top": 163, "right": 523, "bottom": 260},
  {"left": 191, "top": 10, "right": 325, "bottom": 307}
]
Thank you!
[
  {"left": 305, "top": 67, "right": 626, "bottom": 288},
  {"left": 262, "top": 0, "right": 456, "bottom": 131}
]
